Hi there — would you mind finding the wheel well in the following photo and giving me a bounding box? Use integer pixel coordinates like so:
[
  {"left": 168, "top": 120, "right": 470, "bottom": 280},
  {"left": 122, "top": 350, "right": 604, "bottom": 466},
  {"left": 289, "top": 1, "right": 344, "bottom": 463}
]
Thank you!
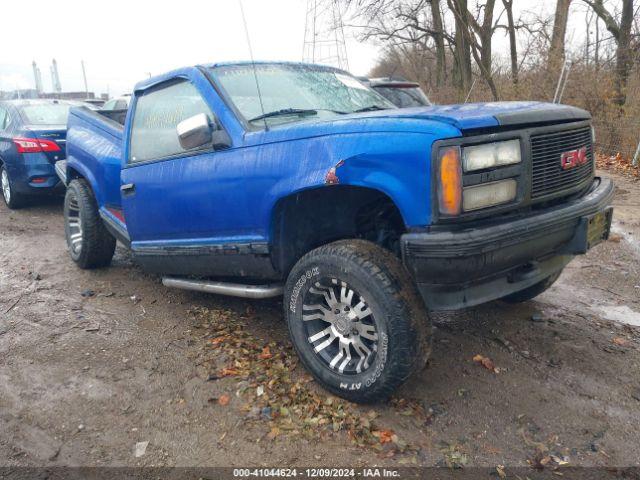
[
  {"left": 66, "top": 167, "right": 95, "bottom": 194},
  {"left": 67, "top": 166, "right": 84, "bottom": 182},
  {"left": 271, "top": 186, "right": 406, "bottom": 276}
]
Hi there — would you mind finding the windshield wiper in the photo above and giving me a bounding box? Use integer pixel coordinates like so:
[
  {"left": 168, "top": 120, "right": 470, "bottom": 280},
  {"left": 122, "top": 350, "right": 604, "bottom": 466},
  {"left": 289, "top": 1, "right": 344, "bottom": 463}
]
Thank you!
[
  {"left": 352, "top": 105, "right": 388, "bottom": 113},
  {"left": 248, "top": 108, "right": 318, "bottom": 123}
]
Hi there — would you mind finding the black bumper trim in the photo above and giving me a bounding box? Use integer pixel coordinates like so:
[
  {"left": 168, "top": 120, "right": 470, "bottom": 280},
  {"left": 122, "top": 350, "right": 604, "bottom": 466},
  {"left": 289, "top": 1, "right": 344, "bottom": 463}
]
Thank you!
[
  {"left": 402, "top": 177, "right": 614, "bottom": 311},
  {"left": 403, "top": 177, "right": 613, "bottom": 258}
]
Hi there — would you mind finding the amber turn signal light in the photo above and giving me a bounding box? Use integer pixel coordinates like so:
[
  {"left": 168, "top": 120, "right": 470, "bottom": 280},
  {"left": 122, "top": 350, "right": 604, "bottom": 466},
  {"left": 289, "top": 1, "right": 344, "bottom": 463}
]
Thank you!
[{"left": 438, "top": 146, "right": 462, "bottom": 216}]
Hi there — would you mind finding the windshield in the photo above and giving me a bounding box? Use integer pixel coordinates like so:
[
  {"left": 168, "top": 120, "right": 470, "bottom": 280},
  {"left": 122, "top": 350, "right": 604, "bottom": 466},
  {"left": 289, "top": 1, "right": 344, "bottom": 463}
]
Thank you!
[
  {"left": 19, "top": 103, "right": 71, "bottom": 125},
  {"left": 374, "top": 86, "right": 431, "bottom": 108},
  {"left": 209, "top": 64, "right": 395, "bottom": 127}
]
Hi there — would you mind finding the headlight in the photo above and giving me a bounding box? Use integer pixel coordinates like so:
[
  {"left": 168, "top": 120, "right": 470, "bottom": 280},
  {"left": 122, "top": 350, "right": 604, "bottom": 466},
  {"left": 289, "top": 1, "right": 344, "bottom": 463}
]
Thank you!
[
  {"left": 463, "top": 179, "right": 517, "bottom": 211},
  {"left": 462, "top": 139, "right": 521, "bottom": 172}
]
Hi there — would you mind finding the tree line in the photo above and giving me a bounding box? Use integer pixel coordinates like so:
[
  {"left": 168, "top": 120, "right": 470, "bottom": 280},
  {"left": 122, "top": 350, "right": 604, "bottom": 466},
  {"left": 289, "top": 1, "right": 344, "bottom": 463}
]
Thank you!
[{"left": 344, "top": 0, "right": 638, "bottom": 108}]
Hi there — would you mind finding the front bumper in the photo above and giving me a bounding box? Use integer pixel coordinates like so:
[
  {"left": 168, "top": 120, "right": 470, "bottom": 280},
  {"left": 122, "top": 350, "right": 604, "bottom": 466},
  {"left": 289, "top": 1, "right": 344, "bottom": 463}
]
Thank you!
[{"left": 402, "top": 177, "right": 614, "bottom": 311}]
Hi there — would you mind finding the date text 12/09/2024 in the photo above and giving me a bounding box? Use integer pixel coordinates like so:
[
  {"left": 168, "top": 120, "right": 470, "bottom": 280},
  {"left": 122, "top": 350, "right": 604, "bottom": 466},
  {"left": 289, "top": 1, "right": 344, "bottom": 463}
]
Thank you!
[{"left": 233, "top": 468, "right": 401, "bottom": 477}]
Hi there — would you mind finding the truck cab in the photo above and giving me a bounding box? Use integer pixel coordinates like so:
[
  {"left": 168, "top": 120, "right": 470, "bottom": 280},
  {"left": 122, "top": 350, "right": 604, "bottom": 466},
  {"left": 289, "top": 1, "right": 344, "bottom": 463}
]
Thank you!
[{"left": 58, "top": 62, "right": 613, "bottom": 403}]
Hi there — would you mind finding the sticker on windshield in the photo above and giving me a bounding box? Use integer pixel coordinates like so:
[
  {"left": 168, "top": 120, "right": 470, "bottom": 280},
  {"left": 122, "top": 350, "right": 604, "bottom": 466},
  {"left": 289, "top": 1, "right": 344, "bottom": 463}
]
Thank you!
[{"left": 335, "top": 73, "right": 368, "bottom": 91}]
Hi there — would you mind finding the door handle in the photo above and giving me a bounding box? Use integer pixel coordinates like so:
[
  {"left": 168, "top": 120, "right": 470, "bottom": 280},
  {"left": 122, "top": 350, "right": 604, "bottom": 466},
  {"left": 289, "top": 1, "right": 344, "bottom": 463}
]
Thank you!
[{"left": 120, "top": 183, "right": 135, "bottom": 194}]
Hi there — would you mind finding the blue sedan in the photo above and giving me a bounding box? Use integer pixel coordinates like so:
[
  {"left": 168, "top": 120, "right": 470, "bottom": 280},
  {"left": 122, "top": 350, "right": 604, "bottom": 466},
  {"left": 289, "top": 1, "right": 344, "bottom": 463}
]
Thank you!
[{"left": 0, "top": 99, "right": 75, "bottom": 209}]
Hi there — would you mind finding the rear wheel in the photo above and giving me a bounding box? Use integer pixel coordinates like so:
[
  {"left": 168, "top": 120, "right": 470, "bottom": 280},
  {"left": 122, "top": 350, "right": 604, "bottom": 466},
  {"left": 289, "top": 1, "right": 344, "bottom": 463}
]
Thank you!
[
  {"left": 284, "top": 239, "right": 431, "bottom": 403},
  {"left": 64, "top": 179, "right": 116, "bottom": 269},
  {"left": 1, "top": 165, "right": 26, "bottom": 209},
  {"left": 502, "top": 271, "right": 562, "bottom": 304}
]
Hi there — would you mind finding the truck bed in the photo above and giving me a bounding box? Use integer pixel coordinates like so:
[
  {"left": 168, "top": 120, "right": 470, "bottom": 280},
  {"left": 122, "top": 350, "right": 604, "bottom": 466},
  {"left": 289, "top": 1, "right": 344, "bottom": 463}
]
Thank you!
[{"left": 64, "top": 106, "right": 125, "bottom": 213}]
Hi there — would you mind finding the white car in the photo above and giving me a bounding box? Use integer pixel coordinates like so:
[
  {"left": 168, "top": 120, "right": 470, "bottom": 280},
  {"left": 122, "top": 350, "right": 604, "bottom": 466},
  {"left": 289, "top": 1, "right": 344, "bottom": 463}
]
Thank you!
[{"left": 101, "top": 95, "right": 130, "bottom": 111}]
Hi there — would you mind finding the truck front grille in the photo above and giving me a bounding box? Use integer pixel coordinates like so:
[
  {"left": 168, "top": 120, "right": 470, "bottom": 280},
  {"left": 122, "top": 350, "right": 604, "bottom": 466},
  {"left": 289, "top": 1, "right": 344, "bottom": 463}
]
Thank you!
[{"left": 530, "top": 126, "right": 593, "bottom": 199}]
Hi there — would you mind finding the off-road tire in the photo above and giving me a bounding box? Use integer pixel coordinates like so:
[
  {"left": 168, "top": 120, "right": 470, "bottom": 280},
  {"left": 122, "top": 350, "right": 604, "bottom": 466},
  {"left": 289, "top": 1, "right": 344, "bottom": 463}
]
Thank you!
[
  {"left": 64, "top": 179, "right": 116, "bottom": 269},
  {"left": 284, "top": 239, "right": 431, "bottom": 403},
  {"left": 502, "top": 271, "right": 562, "bottom": 304},
  {"left": 1, "top": 164, "right": 27, "bottom": 209}
]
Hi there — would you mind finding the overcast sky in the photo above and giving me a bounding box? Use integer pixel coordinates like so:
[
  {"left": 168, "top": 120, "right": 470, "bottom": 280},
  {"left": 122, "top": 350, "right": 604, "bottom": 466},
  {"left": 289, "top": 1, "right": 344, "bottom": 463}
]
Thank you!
[
  {"left": 0, "top": 0, "right": 610, "bottom": 97},
  {"left": 0, "top": 0, "right": 379, "bottom": 96}
]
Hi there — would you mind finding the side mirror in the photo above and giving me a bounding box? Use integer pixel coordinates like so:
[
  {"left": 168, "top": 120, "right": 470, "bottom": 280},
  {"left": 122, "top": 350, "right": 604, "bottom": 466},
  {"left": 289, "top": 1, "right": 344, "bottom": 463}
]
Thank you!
[{"left": 177, "top": 113, "right": 212, "bottom": 150}]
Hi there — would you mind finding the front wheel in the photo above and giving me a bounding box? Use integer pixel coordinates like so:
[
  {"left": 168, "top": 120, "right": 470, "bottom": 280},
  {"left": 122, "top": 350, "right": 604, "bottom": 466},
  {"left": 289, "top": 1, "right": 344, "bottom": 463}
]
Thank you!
[
  {"left": 64, "top": 179, "right": 116, "bottom": 269},
  {"left": 284, "top": 240, "right": 431, "bottom": 403}
]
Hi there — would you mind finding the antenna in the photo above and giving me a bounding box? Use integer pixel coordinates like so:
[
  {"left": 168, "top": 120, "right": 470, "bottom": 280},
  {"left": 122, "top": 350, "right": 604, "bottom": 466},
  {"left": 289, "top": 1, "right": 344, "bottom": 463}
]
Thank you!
[{"left": 239, "top": 0, "right": 268, "bottom": 131}]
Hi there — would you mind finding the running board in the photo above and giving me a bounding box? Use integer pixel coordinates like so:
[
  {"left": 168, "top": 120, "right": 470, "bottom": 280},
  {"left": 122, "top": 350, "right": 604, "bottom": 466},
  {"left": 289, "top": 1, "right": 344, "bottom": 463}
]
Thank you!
[{"left": 162, "top": 277, "right": 284, "bottom": 299}]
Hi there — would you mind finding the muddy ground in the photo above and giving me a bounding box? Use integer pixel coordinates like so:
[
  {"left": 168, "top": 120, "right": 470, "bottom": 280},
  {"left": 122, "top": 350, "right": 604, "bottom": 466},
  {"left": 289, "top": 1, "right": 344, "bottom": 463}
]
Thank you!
[{"left": 1, "top": 171, "right": 639, "bottom": 470}]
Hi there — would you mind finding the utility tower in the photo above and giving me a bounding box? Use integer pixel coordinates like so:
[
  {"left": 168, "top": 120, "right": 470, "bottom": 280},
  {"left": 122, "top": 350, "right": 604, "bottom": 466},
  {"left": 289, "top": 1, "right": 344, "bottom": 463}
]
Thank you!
[
  {"left": 81, "top": 60, "right": 89, "bottom": 96},
  {"left": 302, "top": 0, "right": 350, "bottom": 71},
  {"left": 32, "top": 61, "right": 43, "bottom": 94},
  {"left": 50, "top": 59, "right": 62, "bottom": 93}
]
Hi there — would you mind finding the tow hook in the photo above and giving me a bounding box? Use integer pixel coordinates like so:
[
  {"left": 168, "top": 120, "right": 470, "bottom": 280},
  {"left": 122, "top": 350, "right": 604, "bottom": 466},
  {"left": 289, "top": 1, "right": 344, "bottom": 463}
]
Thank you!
[{"left": 508, "top": 262, "right": 541, "bottom": 284}]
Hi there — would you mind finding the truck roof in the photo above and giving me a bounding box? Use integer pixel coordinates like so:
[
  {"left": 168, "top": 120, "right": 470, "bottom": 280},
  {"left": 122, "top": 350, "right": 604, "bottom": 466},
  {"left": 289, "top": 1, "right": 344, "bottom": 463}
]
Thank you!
[{"left": 134, "top": 61, "right": 349, "bottom": 93}]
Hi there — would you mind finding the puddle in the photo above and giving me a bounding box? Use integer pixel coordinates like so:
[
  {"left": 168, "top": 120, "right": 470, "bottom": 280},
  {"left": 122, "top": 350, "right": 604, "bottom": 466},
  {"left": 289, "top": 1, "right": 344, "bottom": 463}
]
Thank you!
[{"left": 596, "top": 304, "right": 640, "bottom": 327}]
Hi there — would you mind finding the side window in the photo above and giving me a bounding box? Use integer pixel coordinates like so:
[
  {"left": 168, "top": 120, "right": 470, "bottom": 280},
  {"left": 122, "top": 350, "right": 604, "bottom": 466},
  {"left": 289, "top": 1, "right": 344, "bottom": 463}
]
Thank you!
[
  {"left": 0, "top": 107, "right": 6, "bottom": 130},
  {"left": 129, "top": 80, "right": 214, "bottom": 164},
  {"left": 114, "top": 100, "right": 128, "bottom": 110}
]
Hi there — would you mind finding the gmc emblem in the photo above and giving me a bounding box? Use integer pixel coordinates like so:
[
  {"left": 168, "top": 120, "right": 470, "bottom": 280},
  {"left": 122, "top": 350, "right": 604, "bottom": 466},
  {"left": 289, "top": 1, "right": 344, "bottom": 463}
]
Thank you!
[{"left": 560, "top": 146, "right": 588, "bottom": 170}]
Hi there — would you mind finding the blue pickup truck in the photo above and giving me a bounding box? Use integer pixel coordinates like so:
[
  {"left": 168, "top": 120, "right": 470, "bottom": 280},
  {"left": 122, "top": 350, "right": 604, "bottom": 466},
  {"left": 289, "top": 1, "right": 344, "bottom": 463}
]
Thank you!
[{"left": 57, "top": 61, "right": 613, "bottom": 402}]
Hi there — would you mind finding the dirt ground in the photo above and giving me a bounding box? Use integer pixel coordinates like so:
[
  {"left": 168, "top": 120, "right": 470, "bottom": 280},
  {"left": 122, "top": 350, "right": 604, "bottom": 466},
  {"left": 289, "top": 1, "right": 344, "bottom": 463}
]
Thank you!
[{"left": 1, "top": 171, "right": 639, "bottom": 470}]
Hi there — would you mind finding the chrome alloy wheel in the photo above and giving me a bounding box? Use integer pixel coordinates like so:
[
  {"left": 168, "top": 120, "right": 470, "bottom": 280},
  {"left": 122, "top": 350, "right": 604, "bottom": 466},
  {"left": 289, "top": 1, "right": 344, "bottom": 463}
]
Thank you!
[
  {"left": 1, "top": 168, "right": 10, "bottom": 204},
  {"left": 302, "top": 278, "right": 379, "bottom": 375},
  {"left": 66, "top": 192, "right": 83, "bottom": 255}
]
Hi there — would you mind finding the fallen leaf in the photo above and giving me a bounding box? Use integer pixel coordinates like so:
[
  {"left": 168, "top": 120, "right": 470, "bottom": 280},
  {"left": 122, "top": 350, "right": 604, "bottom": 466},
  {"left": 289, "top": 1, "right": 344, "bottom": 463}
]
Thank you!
[
  {"left": 258, "top": 346, "right": 272, "bottom": 359},
  {"left": 209, "top": 336, "right": 226, "bottom": 345},
  {"left": 218, "top": 394, "right": 230, "bottom": 406},
  {"left": 267, "top": 426, "right": 280, "bottom": 440},
  {"left": 473, "top": 354, "right": 497, "bottom": 372},
  {"left": 373, "top": 429, "right": 394, "bottom": 444},
  {"left": 608, "top": 234, "right": 622, "bottom": 243},
  {"left": 496, "top": 465, "right": 506, "bottom": 479},
  {"left": 219, "top": 368, "right": 240, "bottom": 377},
  {"left": 613, "top": 337, "right": 629, "bottom": 346}
]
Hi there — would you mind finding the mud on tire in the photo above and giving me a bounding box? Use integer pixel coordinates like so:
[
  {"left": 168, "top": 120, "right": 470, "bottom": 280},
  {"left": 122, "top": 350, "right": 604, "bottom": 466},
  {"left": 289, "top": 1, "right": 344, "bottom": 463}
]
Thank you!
[
  {"left": 64, "top": 179, "right": 116, "bottom": 269},
  {"left": 284, "top": 239, "right": 431, "bottom": 403}
]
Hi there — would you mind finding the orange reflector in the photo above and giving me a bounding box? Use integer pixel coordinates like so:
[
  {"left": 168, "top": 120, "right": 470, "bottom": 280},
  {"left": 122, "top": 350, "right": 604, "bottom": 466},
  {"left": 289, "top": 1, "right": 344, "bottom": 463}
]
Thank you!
[{"left": 438, "top": 147, "right": 462, "bottom": 216}]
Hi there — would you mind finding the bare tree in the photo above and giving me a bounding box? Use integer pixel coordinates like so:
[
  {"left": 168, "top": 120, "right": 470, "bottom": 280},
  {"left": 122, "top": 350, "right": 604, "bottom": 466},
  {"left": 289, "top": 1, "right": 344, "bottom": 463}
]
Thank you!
[
  {"left": 344, "top": 0, "right": 471, "bottom": 93},
  {"left": 449, "top": 0, "right": 473, "bottom": 91},
  {"left": 430, "top": 0, "right": 447, "bottom": 85},
  {"left": 549, "top": 0, "right": 573, "bottom": 69},
  {"left": 582, "top": 0, "right": 635, "bottom": 106},
  {"left": 502, "top": 0, "right": 518, "bottom": 86},
  {"left": 448, "top": 0, "right": 499, "bottom": 99}
]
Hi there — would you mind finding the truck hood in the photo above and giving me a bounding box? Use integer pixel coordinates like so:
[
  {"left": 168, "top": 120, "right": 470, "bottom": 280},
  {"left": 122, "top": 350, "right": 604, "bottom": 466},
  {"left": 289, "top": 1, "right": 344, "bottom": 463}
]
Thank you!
[
  {"left": 346, "top": 101, "right": 591, "bottom": 131},
  {"left": 249, "top": 101, "right": 590, "bottom": 146}
]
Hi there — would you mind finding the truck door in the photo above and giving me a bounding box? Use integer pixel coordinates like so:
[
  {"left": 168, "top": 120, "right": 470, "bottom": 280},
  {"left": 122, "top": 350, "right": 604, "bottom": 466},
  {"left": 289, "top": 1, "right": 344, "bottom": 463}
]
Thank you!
[{"left": 120, "top": 78, "right": 239, "bottom": 273}]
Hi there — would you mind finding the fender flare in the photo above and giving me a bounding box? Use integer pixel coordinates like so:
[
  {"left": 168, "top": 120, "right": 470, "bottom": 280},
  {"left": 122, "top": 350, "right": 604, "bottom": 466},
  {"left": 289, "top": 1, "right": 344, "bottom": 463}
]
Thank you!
[{"left": 65, "top": 158, "right": 102, "bottom": 206}]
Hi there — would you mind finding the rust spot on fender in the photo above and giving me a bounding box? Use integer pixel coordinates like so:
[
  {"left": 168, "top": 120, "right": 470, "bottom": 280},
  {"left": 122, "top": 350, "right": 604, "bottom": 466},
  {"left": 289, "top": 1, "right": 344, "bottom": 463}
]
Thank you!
[{"left": 325, "top": 160, "right": 345, "bottom": 185}]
